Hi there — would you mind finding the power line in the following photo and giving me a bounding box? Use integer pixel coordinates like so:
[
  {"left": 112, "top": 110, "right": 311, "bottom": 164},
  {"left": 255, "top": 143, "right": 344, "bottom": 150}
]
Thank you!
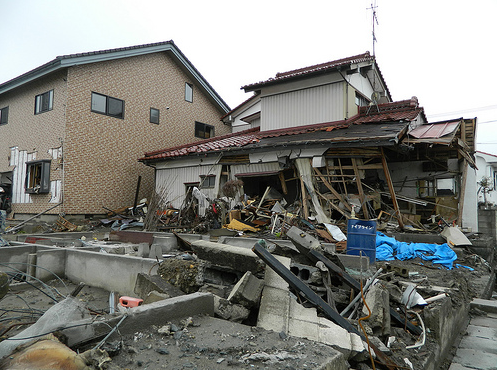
[{"left": 427, "top": 104, "right": 497, "bottom": 118}]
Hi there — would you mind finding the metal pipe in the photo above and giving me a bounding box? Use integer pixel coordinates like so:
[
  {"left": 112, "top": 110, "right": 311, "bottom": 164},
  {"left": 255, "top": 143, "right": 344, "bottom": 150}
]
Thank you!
[{"left": 340, "top": 267, "right": 383, "bottom": 316}]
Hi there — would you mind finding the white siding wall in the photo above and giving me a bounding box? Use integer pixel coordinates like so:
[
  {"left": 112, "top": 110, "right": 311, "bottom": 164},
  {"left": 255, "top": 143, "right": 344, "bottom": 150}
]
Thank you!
[
  {"left": 261, "top": 83, "right": 344, "bottom": 131},
  {"left": 155, "top": 164, "right": 222, "bottom": 209},
  {"left": 10, "top": 147, "right": 32, "bottom": 204}
]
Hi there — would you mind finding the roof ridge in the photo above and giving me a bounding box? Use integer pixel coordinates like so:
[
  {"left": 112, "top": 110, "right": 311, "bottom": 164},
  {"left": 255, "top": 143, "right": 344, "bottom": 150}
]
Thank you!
[
  {"left": 57, "top": 40, "right": 175, "bottom": 60},
  {"left": 275, "top": 51, "right": 372, "bottom": 78}
]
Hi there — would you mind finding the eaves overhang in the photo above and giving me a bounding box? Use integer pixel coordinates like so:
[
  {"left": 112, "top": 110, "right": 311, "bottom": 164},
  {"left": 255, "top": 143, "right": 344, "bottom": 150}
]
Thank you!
[{"left": 0, "top": 41, "right": 230, "bottom": 113}]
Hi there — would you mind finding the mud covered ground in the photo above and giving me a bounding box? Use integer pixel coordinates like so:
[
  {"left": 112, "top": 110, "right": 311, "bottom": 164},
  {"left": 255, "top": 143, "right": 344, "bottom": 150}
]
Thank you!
[{"left": 0, "top": 244, "right": 494, "bottom": 370}]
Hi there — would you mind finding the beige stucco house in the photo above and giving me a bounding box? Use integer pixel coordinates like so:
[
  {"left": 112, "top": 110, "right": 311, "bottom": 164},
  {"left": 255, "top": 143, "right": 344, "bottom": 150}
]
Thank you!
[{"left": 0, "top": 41, "right": 230, "bottom": 219}]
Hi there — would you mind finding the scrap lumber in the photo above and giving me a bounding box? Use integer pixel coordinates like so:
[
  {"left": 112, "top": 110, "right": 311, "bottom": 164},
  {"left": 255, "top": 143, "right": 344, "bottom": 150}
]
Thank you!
[{"left": 381, "top": 148, "right": 404, "bottom": 229}]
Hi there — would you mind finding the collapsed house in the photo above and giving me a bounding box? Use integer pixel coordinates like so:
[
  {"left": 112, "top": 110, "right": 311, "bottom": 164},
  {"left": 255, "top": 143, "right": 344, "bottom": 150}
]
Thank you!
[{"left": 139, "top": 97, "right": 478, "bottom": 234}]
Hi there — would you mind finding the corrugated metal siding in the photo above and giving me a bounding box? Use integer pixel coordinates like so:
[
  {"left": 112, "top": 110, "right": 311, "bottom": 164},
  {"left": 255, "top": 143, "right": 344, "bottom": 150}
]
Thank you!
[
  {"left": 155, "top": 165, "right": 222, "bottom": 208},
  {"left": 261, "top": 83, "right": 344, "bottom": 131},
  {"left": 10, "top": 147, "right": 32, "bottom": 204},
  {"left": 230, "top": 162, "right": 281, "bottom": 178}
]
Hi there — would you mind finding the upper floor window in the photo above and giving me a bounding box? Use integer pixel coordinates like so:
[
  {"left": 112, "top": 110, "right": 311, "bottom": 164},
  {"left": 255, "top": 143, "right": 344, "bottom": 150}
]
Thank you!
[
  {"left": 150, "top": 108, "right": 160, "bottom": 124},
  {"left": 355, "top": 92, "right": 369, "bottom": 107},
  {"left": 34, "top": 90, "right": 53, "bottom": 114},
  {"left": 185, "top": 83, "right": 193, "bottom": 102},
  {"left": 0, "top": 106, "right": 8, "bottom": 125},
  {"left": 25, "top": 160, "right": 51, "bottom": 194},
  {"left": 91, "top": 92, "right": 124, "bottom": 119},
  {"left": 195, "top": 121, "right": 214, "bottom": 139}
]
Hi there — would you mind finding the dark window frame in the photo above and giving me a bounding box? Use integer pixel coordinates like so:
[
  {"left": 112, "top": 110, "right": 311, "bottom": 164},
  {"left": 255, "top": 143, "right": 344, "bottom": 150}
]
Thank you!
[
  {"left": 185, "top": 83, "right": 193, "bottom": 103},
  {"left": 0, "top": 106, "right": 8, "bottom": 125},
  {"left": 34, "top": 90, "right": 54, "bottom": 114},
  {"left": 195, "top": 121, "right": 214, "bottom": 139},
  {"left": 25, "top": 159, "right": 51, "bottom": 194},
  {"left": 91, "top": 92, "right": 125, "bottom": 119},
  {"left": 150, "top": 108, "right": 160, "bottom": 124},
  {"left": 200, "top": 175, "right": 216, "bottom": 189}
]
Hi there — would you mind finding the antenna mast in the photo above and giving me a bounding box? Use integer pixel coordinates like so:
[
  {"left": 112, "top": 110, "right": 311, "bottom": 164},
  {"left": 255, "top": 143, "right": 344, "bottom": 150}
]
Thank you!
[{"left": 368, "top": 1, "right": 379, "bottom": 57}]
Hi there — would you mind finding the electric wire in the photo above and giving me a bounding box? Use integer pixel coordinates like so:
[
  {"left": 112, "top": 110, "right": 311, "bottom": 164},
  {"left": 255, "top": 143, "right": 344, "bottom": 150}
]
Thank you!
[{"left": 0, "top": 261, "right": 69, "bottom": 296}]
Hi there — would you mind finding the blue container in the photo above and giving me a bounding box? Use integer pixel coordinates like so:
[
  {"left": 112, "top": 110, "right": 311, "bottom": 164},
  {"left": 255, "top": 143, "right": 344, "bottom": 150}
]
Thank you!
[{"left": 346, "top": 219, "right": 377, "bottom": 263}]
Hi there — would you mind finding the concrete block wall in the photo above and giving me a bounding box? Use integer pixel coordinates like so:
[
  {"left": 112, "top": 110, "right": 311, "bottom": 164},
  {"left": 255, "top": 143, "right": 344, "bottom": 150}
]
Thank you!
[
  {"left": 478, "top": 207, "right": 497, "bottom": 244},
  {"left": 64, "top": 249, "right": 157, "bottom": 296}
]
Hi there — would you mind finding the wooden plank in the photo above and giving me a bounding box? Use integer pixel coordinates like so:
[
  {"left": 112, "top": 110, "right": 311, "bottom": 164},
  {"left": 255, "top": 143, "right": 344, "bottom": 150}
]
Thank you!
[
  {"left": 316, "top": 191, "right": 349, "bottom": 219},
  {"left": 278, "top": 171, "right": 288, "bottom": 195},
  {"left": 313, "top": 167, "right": 352, "bottom": 211},
  {"left": 300, "top": 176, "right": 309, "bottom": 219},
  {"left": 457, "top": 160, "right": 468, "bottom": 226},
  {"left": 381, "top": 148, "right": 404, "bottom": 229},
  {"left": 352, "top": 158, "right": 369, "bottom": 219}
]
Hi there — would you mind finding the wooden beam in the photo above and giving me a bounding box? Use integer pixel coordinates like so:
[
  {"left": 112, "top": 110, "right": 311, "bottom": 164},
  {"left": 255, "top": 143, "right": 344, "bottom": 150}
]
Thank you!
[
  {"left": 457, "top": 159, "right": 468, "bottom": 227},
  {"left": 381, "top": 148, "right": 404, "bottom": 229},
  {"left": 317, "top": 191, "right": 349, "bottom": 219},
  {"left": 352, "top": 158, "right": 369, "bottom": 219},
  {"left": 278, "top": 171, "right": 288, "bottom": 195},
  {"left": 313, "top": 167, "right": 353, "bottom": 211},
  {"left": 300, "top": 176, "right": 309, "bottom": 219}
]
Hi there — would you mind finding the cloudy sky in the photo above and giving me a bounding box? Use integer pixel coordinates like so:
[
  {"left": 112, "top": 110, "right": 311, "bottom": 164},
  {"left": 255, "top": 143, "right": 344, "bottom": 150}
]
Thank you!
[{"left": 2, "top": 0, "right": 496, "bottom": 154}]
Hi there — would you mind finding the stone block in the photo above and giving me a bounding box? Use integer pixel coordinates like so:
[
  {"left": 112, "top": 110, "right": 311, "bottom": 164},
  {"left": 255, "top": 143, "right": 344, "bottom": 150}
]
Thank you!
[
  {"left": 191, "top": 240, "right": 264, "bottom": 274},
  {"left": 362, "top": 281, "right": 391, "bottom": 336},
  {"left": 136, "top": 242, "right": 150, "bottom": 257},
  {"left": 148, "top": 244, "right": 162, "bottom": 259},
  {"left": 213, "top": 295, "right": 250, "bottom": 323},
  {"left": 257, "top": 286, "right": 290, "bottom": 333},
  {"left": 143, "top": 290, "right": 171, "bottom": 304},
  {"left": 228, "top": 271, "right": 264, "bottom": 308},
  {"left": 134, "top": 273, "right": 184, "bottom": 299}
]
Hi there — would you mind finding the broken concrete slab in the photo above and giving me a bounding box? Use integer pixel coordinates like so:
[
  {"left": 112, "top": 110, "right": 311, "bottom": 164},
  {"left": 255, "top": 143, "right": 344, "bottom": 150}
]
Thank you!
[
  {"left": 213, "top": 295, "right": 250, "bottom": 323},
  {"left": 190, "top": 240, "right": 264, "bottom": 274},
  {"left": 143, "top": 290, "right": 171, "bottom": 304},
  {"left": 362, "top": 281, "right": 391, "bottom": 336},
  {"left": 227, "top": 271, "right": 263, "bottom": 308},
  {"left": 134, "top": 272, "right": 184, "bottom": 299}
]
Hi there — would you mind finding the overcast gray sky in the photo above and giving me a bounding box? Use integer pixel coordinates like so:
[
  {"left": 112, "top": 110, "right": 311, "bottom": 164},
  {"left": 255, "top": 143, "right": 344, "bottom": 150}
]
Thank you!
[{"left": 2, "top": 0, "right": 496, "bottom": 154}]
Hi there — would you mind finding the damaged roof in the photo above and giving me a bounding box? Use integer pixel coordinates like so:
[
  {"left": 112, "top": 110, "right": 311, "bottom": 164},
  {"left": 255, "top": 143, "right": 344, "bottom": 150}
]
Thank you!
[
  {"left": 140, "top": 99, "right": 422, "bottom": 164},
  {"left": 0, "top": 40, "right": 230, "bottom": 113},
  {"left": 242, "top": 51, "right": 392, "bottom": 101}
]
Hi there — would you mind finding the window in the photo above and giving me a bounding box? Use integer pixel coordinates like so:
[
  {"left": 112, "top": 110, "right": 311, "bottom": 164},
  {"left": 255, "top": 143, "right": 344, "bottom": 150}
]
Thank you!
[
  {"left": 25, "top": 160, "right": 51, "bottom": 194},
  {"left": 355, "top": 92, "right": 369, "bottom": 107},
  {"left": 150, "top": 108, "right": 160, "bottom": 124},
  {"left": 195, "top": 121, "right": 214, "bottom": 139},
  {"left": 185, "top": 83, "right": 193, "bottom": 102},
  {"left": 0, "top": 106, "right": 8, "bottom": 125},
  {"left": 200, "top": 175, "right": 215, "bottom": 189},
  {"left": 34, "top": 90, "right": 53, "bottom": 114},
  {"left": 91, "top": 92, "right": 124, "bottom": 119}
]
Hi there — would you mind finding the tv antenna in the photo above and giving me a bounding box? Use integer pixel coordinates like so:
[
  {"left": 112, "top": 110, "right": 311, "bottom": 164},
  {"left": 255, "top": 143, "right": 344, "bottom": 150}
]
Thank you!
[{"left": 367, "top": 1, "right": 379, "bottom": 57}]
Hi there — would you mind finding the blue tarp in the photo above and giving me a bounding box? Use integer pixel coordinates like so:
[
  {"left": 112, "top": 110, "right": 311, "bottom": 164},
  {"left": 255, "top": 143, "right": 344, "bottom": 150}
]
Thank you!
[{"left": 375, "top": 232, "right": 458, "bottom": 269}]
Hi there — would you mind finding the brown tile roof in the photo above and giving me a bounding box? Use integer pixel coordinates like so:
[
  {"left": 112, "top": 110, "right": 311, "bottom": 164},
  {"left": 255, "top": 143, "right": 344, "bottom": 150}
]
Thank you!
[{"left": 352, "top": 97, "right": 426, "bottom": 124}]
